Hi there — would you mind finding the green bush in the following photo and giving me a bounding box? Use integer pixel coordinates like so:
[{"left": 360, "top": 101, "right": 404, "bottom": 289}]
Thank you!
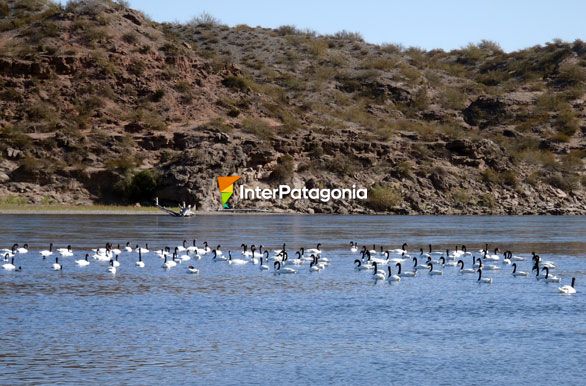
[
  {"left": 0, "top": 1, "right": 8, "bottom": 18},
  {"left": 366, "top": 185, "right": 402, "bottom": 212},
  {"left": 114, "top": 169, "right": 160, "bottom": 202},
  {"left": 222, "top": 76, "right": 253, "bottom": 92},
  {"left": 269, "top": 155, "right": 294, "bottom": 183}
]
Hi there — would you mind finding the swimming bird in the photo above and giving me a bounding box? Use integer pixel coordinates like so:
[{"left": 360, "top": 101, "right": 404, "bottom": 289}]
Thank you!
[
  {"left": 412, "top": 257, "right": 429, "bottom": 270},
  {"left": 395, "top": 262, "right": 416, "bottom": 277},
  {"left": 511, "top": 263, "right": 528, "bottom": 277},
  {"left": 484, "top": 248, "right": 500, "bottom": 261},
  {"left": 135, "top": 244, "right": 149, "bottom": 254},
  {"left": 76, "top": 254, "right": 90, "bottom": 267},
  {"left": 112, "top": 255, "right": 121, "bottom": 268},
  {"left": 306, "top": 243, "right": 322, "bottom": 255},
  {"left": 457, "top": 260, "right": 476, "bottom": 274},
  {"left": 390, "top": 243, "right": 408, "bottom": 255},
  {"left": 52, "top": 257, "right": 62, "bottom": 271},
  {"left": 40, "top": 243, "right": 54, "bottom": 258},
  {"left": 350, "top": 242, "right": 358, "bottom": 253},
  {"left": 111, "top": 244, "right": 122, "bottom": 255},
  {"left": 162, "top": 254, "right": 177, "bottom": 269},
  {"left": 228, "top": 251, "right": 249, "bottom": 265},
  {"left": 124, "top": 242, "right": 133, "bottom": 252},
  {"left": 558, "top": 278, "right": 576, "bottom": 294},
  {"left": 532, "top": 254, "right": 556, "bottom": 269},
  {"left": 16, "top": 244, "right": 28, "bottom": 254},
  {"left": 135, "top": 249, "right": 145, "bottom": 268},
  {"left": 107, "top": 259, "right": 116, "bottom": 274},
  {"left": 187, "top": 265, "right": 199, "bottom": 274},
  {"left": 177, "top": 240, "right": 187, "bottom": 252},
  {"left": 477, "top": 268, "right": 492, "bottom": 284},
  {"left": 542, "top": 267, "right": 560, "bottom": 283},
  {"left": 259, "top": 257, "right": 269, "bottom": 271},
  {"left": 2, "top": 257, "right": 16, "bottom": 271},
  {"left": 502, "top": 251, "right": 512, "bottom": 265},
  {"left": 212, "top": 250, "right": 228, "bottom": 262},
  {"left": 427, "top": 262, "right": 443, "bottom": 276},
  {"left": 274, "top": 261, "right": 296, "bottom": 274},
  {"left": 58, "top": 245, "right": 73, "bottom": 257},
  {"left": 372, "top": 262, "right": 386, "bottom": 280},
  {"left": 387, "top": 266, "right": 401, "bottom": 282},
  {"left": 273, "top": 243, "right": 286, "bottom": 256},
  {"left": 354, "top": 259, "right": 371, "bottom": 271},
  {"left": 309, "top": 256, "right": 322, "bottom": 272},
  {"left": 440, "top": 256, "right": 457, "bottom": 267}
]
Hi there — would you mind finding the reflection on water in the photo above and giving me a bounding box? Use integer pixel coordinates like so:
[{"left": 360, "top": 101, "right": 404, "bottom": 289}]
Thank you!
[{"left": 0, "top": 215, "right": 585, "bottom": 385}]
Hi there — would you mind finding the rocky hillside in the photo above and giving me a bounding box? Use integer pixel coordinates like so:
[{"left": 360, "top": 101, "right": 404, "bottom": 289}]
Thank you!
[{"left": 0, "top": 0, "right": 585, "bottom": 214}]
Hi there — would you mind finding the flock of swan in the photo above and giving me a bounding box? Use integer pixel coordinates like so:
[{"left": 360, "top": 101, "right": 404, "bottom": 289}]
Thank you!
[{"left": 0, "top": 241, "right": 578, "bottom": 294}]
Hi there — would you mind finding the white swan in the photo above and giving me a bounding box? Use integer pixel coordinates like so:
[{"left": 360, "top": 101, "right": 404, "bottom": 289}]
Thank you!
[
  {"left": 457, "top": 260, "right": 476, "bottom": 274},
  {"left": 558, "top": 278, "right": 576, "bottom": 294},
  {"left": 40, "top": 243, "right": 54, "bottom": 258},
  {"left": 511, "top": 263, "right": 528, "bottom": 277},
  {"left": 477, "top": 268, "right": 492, "bottom": 284},
  {"left": 75, "top": 254, "right": 90, "bottom": 267},
  {"left": 52, "top": 257, "right": 62, "bottom": 271}
]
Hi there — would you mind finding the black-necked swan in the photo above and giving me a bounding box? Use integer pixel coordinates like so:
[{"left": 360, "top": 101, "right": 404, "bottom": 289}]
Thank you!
[
  {"left": 477, "top": 268, "right": 492, "bottom": 284},
  {"left": 387, "top": 266, "right": 400, "bottom": 282},
  {"left": 428, "top": 244, "right": 443, "bottom": 256},
  {"left": 354, "top": 259, "right": 371, "bottom": 271},
  {"left": 372, "top": 262, "right": 386, "bottom": 280},
  {"left": 259, "top": 257, "right": 269, "bottom": 270},
  {"left": 124, "top": 242, "right": 133, "bottom": 252},
  {"left": 2, "top": 257, "right": 16, "bottom": 271},
  {"left": 273, "top": 243, "right": 286, "bottom": 256},
  {"left": 194, "top": 241, "right": 210, "bottom": 255},
  {"left": 395, "top": 262, "right": 416, "bottom": 277},
  {"left": 484, "top": 248, "right": 500, "bottom": 261},
  {"left": 511, "top": 263, "right": 527, "bottom": 277},
  {"left": 306, "top": 243, "right": 322, "bottom": 255},
  {"left": 286, "top": 251, "right": 303, "bottom": 266},
  {"left": 135, "top": 244, "right": 149, "bottom": 254},
  {"left": 52, "top": 257, "right": 62, "bottom": 271},
  {"left": 241, "top": 244, "right": 253, "bottom": 257},
  {"left": 112, "top": 255, "right": 121, "bottom": 268},
  {"left": 111, "top": 244, "right": 122, "bottom": 255},
  {"left": 457, "top": 260, "right": 476, "bottom": 274},
  {"left": 542, "top": 267, "right": 560, "bottom": 283},
  {"left": 426, "top": 255, "right": 440, "bottom": 265},
  {"left": 57, "top": 245, "right": 73, "bottom": 257},
  {"left": 214, "top": 245, "right": 223, "bottom": 256},
  {"left": 472, "top": 256, "right": 481, "bottom": 269},
  {"left": 16, "top": 244, "right": 28, "bottom": 254},
  {"left": 177, "top": 240, "right": 187, "bottom": 252},
  {"left": 76, "top": 254, "right": 90, "bottom": 267},
  {"left": 162, "top": 254, "right": 177, "bottom": 269},
  {"left": 107, "top": 259, "right": 116, "bottom": 274},
  {"left": 441, "top": 256, "right": 457, "bottom": 267},
  {"left": 309, "top": 255, "right": 321, "bottom": 272},
  {"left": 274, "top": 261, "right": 296, "bottom": 274},
  {"left": 212, "top": 250, "right": 228, "bottom": 262},
  {"left": 558, "top": 278, "right": 576, "bottom": 294},
  {"left": 502, "top": 251, "right": 511, "bottom": 265},
  {"left": 389, "top": 243, "right": 408, "bottom": 254},
  {"left": 228, "top": 251, "right": 249, "bottom": 265},
  {"left": 350, "top": 242, "right": 358, "bottom": 253},
  {"left": 187, "top": 265, "right": 199, "bottom": 274},
  {"left": 533, "top": 264, "right": 544, "bottom": 280},
  {"left": 532, "top": 254, "right": 556, "bottom": 269},
  {"left": 412, "top": 257, "right": 428, "bottom": 270},
  {"left": 427, "top": 262, "right": 443, "bottom": 276},
  {"left": 40, "top": 243, "right": 53, "bottom": 258},
  {"left": 136, "top": 249, "right": 145, "bottom": 268}
]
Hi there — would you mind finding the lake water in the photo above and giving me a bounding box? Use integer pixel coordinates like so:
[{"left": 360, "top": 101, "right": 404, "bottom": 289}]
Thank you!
[{"left": 1, "top": 215, "right": 585, "bottom": 385}]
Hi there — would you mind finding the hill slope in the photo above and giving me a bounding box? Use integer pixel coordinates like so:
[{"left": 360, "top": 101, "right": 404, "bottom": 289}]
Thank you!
[{"left": 0, "top": 0, "right": 585, "bottom": 214}]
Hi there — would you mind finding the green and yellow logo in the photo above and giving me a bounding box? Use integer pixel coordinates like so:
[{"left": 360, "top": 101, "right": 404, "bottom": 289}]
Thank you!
[{"left": 217, "top": 176, "right": 241, "bottom": 209}]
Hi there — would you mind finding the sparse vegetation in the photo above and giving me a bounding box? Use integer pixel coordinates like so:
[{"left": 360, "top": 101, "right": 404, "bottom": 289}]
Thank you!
[{"left": 366, "top": 185, "right": 402, "bottom": 212}]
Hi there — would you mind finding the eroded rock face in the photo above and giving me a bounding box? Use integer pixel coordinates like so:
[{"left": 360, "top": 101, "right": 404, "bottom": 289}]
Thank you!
[{"left": 463, "top": 97, "right": 509, "bottom": 128}]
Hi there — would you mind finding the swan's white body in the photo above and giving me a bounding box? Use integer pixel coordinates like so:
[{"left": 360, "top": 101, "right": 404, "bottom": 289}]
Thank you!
[
  {"left": 75, "top": 258, "right": 90, "bottom": 267},
  {"left": 136, "top": 260, "right": 145, "bottom": 268},
  {"left": 558, "top": 278, "right": 576, "bottom": 294},
  {"left": 187, "top": 266, "right": 199, "bottom": 274},
  {"left": 2, "top": 261, "right": 16, "bottom": 271}
]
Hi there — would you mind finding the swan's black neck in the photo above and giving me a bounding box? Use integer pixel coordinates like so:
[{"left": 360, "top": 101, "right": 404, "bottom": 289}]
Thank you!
[{"left": 396, "top": 263, "right": 402, "bottom": 274}]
